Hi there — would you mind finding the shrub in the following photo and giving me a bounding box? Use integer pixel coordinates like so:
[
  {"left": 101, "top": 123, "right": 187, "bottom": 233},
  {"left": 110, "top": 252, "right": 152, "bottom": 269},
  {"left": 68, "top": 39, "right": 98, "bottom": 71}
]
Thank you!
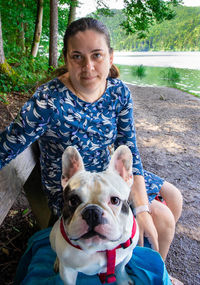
[{"left": 0, "top": 55, "right": 51, "bottom": 95}]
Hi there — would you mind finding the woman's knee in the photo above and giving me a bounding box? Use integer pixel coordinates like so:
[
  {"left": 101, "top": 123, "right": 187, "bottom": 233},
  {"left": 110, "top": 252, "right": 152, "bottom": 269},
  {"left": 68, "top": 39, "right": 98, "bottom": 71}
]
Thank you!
[
  {"left": 150, "top": 200, "right": 175, "bottom": 237},
  {"left": 160, "top": 181, "right": 183, "bottom": 222},
  {"left": 150, "top": 200, "right": 175, "bottom": 260}
]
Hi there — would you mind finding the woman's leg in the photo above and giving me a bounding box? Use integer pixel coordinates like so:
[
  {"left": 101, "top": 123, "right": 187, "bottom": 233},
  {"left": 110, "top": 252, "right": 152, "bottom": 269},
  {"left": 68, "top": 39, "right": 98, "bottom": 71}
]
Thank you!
[
  {"left": 160, "top": 181, "right": 183, "bottom": 222},
  {"left": 150, "top": 199, "right": 175, "bottom": 261},
  {"left": 150, "top": 181, "right": 183, "bottom": 260}
]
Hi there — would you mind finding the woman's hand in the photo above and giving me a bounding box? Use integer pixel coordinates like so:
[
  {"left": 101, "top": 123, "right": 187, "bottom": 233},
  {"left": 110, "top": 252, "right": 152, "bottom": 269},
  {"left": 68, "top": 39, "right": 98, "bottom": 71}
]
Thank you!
[
  {"left": 130, "top": 175, "right": 159, "bottom": 251},
  {"left": 136, "top": 211, "right": 159, "bottom": 251}
]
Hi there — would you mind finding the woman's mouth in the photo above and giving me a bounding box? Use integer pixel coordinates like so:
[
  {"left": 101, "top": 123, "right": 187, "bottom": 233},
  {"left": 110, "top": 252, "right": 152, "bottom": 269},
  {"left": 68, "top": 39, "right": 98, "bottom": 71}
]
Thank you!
[{"left": 81, "top": 75, "right": 97, "bottom": 81}]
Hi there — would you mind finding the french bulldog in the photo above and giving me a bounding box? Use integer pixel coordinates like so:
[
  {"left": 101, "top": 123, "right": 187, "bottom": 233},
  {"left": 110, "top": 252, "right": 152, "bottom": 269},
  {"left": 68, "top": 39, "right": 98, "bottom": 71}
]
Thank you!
[{"left": 50, "top": 145, "right": 139, "bottom": 285}]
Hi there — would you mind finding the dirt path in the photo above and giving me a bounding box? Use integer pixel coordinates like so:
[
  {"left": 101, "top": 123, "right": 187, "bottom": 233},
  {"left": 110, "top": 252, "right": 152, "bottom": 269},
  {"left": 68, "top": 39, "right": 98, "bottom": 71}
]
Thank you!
[
  {"left": 0, "top": 86, "right": 200, "bottom": 284},
  {"left": 128, "top": 84, "right": 200, "bottom": 285}
]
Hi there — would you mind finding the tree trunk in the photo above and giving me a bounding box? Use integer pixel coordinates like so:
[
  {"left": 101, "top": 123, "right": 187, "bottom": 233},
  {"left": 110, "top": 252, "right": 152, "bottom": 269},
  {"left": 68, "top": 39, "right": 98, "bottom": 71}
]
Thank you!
[
  {"left": 49, "top": 0, "right": 58, "bottom": 68},
  {"left": 0, "top": 13, "right": 15, "bottom": 76},
  {"left": 24, "top": 22, "right": 29, "bottom": 55},
  {"left": 0, "top": 13, "right": 5, "bottom": 65},
  {"left": 16, "top": 0, "right": 25, "bottom": 53},
  {"left": 31, "top": 0, "right": 44, "bottom": 57},
  {"left": 20, "top": 22, "right": 25, "bottom": 52},
  {"left": 68, "top": 0, "right": 78, "bottom": 26},
  {"left": 16, "top": 23, "right": 25, "bottom": 53}
]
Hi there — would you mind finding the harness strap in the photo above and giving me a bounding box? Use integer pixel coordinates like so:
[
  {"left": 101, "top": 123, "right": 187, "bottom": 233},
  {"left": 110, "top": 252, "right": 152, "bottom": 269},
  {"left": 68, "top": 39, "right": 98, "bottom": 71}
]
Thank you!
[
  {"left": 98, "top": 249, "right": 116, "bottom": 283},
  {"left": 98, "top": 217, "right": 137, "bottom": 283},
  {"left": 60, "top": 218, "right": 81, "bottom": 250}
]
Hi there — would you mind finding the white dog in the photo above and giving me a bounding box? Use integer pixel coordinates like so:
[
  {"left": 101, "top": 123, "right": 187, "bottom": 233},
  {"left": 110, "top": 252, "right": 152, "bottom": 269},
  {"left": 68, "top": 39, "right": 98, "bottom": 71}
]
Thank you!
[{"left": 50, "top": 145, "right": 139, "bottom": 285}]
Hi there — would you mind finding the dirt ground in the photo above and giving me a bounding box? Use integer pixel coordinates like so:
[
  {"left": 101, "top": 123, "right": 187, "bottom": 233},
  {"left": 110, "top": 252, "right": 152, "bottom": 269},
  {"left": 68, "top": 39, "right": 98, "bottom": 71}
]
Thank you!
[
  {"left": 130, "top": 85, "right": 200, "bottom": 285},
  {"left": 0, "top": 85, "right": 200, "bottom": 285}
]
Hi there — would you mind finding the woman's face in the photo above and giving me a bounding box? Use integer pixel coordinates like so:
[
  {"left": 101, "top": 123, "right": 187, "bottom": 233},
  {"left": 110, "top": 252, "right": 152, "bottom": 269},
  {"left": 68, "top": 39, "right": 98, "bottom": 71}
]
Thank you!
[{"left": 65, "top": 29, "right": 113, "bottom": 97}]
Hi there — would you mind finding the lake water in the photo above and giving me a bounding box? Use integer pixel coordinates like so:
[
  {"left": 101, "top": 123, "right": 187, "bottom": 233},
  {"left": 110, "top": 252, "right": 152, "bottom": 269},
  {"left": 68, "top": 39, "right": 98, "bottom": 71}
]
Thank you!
[
  {"left": 113, "top": 52, "right": 200, "bottom": 97},
  {"left": 114, "top": 51, "right": 200, "bottom": 70}
]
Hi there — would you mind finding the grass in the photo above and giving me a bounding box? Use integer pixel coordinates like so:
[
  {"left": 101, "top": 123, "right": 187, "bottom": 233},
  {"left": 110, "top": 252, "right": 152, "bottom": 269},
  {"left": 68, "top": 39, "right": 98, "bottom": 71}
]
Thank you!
[
  {"left": 161, "top": 67, "right": 181, "bottom": 84},
  {"left": 132, "top": 65, "right": 146, "bottom": 78}
]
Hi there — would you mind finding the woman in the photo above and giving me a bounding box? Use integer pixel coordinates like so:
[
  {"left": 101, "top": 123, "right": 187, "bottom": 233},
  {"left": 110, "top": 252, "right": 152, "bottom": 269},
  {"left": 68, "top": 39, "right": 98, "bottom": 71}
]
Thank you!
[{"left": 0, "top": 17, "right": 182, "bottom": 262}]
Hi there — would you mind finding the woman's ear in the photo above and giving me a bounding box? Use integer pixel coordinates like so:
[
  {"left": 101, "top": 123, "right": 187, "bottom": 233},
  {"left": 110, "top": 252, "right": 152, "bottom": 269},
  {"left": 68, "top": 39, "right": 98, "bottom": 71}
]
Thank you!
[{"left": 109, "top": 51, "right": 114, "bottom": 67}]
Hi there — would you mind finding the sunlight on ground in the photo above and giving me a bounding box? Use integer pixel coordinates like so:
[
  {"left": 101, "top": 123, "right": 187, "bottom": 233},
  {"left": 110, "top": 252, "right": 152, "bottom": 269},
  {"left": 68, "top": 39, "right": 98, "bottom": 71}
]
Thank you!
[
  {"left": 136, "top": 119, "right": 191, "bottom": 154},
  {"left": 176, "top": 224, "right": 200, "bottom": 241},
  {"left": 137, "top": 119, "right": 189, "bottom": 133},
  {"left": 140, "top": 137, "right": 186, "bottom": 154}
]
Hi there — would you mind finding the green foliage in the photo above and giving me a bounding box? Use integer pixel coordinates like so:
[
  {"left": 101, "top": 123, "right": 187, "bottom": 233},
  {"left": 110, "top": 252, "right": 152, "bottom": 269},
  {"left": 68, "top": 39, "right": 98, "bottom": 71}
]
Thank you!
[
  {"left": 0, "top": 73, "right": 13, "bottom": 93},
  {"left": 0, "top": 56, "right": 50, "bottom": 94},
  {"left": 161, "top": 67, "right": 180, "bottom": 83},
  {"left": 22, "top": 208, "right": 30, "bottom": 215},
  {"left": 97, "top": 6, "right": 200, "bottom": 51},
  {"left": 1, "top": 0, "right": 38, "bottom": 53},
  {"left": 121, "top": 0, "right": 182, "bottom": 38},
  {"left": 92, "top": 8, "right": 115, "bottom": 18},
  {"left": 91, "top": 0, "right": 115, "bottom": 18},
  {"left": 0, "top": 92, "right": 9, "bottom": 104},
  {"left": 1, "top": 0, "right": 69, "bottom": 58},
  {"left": 132, "top": 65, "right": 146, "bottom": 78},
  {"left": 0, "top": 0, "right": 69, "bottom": 96}
]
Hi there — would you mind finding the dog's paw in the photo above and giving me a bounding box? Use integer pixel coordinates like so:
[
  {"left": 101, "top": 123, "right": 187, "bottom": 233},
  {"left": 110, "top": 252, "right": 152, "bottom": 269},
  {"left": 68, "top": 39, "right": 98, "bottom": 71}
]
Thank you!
[{"left": 54, "top": 257, "right": 60, "bottom": 273}]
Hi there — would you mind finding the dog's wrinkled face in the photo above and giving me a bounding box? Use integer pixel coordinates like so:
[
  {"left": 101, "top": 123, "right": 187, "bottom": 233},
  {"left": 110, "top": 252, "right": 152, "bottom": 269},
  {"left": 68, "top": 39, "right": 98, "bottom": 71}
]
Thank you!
[{"left": 61, "top": 145, "right": 134, "bottom": 251}]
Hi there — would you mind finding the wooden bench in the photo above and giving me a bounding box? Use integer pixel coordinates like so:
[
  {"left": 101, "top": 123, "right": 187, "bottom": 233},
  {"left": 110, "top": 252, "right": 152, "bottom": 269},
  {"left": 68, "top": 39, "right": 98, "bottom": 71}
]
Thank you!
[{"left": 0, "top": 142, "right": 51, "bottom": 229}]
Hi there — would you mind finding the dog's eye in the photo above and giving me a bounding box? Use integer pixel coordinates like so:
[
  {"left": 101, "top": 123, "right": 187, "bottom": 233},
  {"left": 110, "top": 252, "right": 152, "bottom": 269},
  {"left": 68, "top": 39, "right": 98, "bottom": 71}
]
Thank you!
[
  {"left": 110, "top": 196, "right": 121, "bottom": 206},
  {"left": 68, "top": 195, "right": 81, "bottom": 208}
]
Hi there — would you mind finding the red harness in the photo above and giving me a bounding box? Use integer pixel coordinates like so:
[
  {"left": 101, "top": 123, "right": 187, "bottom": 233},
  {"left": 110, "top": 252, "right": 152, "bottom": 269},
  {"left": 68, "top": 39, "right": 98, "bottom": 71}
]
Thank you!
[{"left": 60, "top": 216, "right": 137, "bottom": 284}]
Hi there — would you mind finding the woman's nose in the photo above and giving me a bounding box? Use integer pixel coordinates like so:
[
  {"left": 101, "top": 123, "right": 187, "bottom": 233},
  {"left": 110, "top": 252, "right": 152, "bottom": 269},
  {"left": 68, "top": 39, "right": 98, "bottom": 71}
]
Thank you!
[{"left": 82, "top": 57, "right": 94, "bottom": 71}]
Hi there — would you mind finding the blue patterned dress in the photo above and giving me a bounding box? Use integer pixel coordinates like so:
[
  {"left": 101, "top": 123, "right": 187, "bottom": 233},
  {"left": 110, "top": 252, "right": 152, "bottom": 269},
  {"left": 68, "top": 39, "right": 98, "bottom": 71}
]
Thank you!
[{"left": 0, "top": 77, "right": 164, "bottom": 215}]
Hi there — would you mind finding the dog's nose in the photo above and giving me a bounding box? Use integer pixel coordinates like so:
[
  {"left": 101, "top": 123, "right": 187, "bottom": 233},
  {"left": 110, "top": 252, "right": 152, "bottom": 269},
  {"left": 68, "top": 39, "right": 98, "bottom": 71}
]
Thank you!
[{"left": 82, "top": 206, "right": 104, "bottom": 228}]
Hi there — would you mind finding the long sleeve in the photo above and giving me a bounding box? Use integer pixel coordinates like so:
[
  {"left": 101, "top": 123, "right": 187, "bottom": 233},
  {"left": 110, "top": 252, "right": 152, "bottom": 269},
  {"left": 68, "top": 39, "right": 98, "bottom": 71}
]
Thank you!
[
  {"left": 0, "top": 85, "right": 56, "bottom": 169},
  {"left": 114, "top": 84, "right": 144, "bottom": 176}
]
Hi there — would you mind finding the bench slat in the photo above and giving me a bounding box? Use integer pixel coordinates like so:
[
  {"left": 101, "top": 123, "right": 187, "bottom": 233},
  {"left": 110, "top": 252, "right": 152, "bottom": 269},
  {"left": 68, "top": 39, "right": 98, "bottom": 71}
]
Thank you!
[{"left": 0, "top": 146, "right": 37, "bottom": 225}]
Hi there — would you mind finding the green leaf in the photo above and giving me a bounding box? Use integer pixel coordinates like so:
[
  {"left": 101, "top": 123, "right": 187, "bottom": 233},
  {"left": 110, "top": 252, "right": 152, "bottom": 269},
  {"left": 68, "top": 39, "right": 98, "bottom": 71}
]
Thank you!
[{"left": 22, "top": 208, "right": 30, "bottom": 215}]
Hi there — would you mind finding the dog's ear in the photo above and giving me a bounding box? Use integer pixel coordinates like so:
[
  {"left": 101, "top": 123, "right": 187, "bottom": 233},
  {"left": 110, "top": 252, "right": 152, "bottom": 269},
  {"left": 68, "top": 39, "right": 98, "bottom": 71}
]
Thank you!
[
  {"left": 61, "top": 146, "right": 85, "bottom": 188},
  {"left": 108, "top": 145, "right": 133, "bottom": 187}
]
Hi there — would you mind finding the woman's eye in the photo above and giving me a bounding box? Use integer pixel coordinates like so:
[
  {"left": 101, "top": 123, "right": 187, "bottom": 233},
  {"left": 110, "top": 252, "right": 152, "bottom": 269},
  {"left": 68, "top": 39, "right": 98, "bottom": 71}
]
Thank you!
[
  {"left": 72, "top": 54, "right": 82, "bottom": 60},
  {"left": 93, "top": 53, "right": 102, "bottom": 59},
  {"left": 110, "top": 196, "right": 121, "bottom": 206}
]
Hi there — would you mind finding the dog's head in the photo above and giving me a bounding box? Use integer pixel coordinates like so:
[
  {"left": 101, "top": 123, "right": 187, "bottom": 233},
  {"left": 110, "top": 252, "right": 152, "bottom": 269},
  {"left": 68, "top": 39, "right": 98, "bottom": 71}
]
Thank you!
[{"left": 61, "top": 145, "right": 134, "bottom": 252}]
